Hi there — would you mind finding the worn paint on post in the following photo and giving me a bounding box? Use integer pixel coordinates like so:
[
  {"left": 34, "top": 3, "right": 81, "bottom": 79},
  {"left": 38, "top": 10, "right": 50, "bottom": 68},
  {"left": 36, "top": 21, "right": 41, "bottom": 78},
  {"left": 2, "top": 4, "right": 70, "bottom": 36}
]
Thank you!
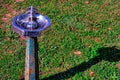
[{"left": 25, "top": 37, "right": 39, "bottom": 80}]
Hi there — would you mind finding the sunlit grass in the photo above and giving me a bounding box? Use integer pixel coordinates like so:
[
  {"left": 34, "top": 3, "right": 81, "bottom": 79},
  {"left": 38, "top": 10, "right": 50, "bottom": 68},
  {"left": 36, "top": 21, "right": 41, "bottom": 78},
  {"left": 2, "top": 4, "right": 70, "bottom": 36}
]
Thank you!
[{"left": 0, "top": 0, "right": 120, "bottom": 80}]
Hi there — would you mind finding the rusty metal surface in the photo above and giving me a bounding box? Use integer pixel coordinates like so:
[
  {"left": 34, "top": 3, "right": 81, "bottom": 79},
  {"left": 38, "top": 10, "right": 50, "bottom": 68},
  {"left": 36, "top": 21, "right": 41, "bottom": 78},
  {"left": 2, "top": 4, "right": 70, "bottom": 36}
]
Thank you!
[{"left": 25, "top": 37, "right": 39, "bottom": 80}]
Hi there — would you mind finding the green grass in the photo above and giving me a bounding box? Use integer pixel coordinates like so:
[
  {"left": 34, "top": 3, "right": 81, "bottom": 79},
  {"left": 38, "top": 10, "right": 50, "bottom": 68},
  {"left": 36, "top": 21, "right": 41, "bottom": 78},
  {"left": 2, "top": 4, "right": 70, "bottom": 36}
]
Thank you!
[{"left": 0, "top": 0, "right": 120, "bottom": 80}]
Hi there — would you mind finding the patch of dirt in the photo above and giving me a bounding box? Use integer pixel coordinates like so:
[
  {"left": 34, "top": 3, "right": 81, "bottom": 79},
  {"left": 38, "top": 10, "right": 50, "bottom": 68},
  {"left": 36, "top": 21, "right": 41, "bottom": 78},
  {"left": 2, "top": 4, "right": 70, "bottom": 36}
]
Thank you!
[
  {"left": 116, "top": 61, "right": 120, "bottom": 69},
  {"left": 93, "top": 37, "right": 101, "bottom": 43},
  {"left": 74, "top": 51, "right": 82, "bottom": 55},
  {"left": 89, "top": 71, "right": 95, "bottom": 77},
  {"left": 15, "top": 0, "right": 24, "bottom": 2}
]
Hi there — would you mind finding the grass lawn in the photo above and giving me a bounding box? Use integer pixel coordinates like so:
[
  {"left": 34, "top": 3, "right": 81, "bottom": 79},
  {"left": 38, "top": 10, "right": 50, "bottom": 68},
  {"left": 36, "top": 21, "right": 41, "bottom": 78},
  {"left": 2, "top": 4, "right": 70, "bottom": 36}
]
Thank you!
[{"left": 0, "top": 0, "right": 120, "bottom": 80}]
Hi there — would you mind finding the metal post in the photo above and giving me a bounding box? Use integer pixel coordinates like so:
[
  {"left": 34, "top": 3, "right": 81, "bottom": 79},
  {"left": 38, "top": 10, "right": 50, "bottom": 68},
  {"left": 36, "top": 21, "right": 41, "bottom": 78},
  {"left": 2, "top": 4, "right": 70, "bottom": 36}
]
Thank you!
[
  {"left": 25, "top": 37, "right": 39, "bottom": 80},
  {"left": 12, "top": 6, "right": 50, "bottom": 80}
]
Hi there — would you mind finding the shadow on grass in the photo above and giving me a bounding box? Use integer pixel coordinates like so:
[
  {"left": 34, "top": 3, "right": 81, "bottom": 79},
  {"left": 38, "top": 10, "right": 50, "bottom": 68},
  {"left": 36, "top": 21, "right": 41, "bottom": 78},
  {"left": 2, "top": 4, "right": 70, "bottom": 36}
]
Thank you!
[{"left": 42, "top": 46, "right": 120, "bottom": 80}]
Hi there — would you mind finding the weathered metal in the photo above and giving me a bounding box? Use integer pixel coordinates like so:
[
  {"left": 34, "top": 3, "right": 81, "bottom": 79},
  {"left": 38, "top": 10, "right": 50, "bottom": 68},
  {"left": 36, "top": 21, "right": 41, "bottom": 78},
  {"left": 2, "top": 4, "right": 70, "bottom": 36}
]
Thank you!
[
  {"left": 12, "top": 6, "right": 50, "bottom": 80},
  {"left": 25, "top": 37, "right": 39, "bottom": 80}
]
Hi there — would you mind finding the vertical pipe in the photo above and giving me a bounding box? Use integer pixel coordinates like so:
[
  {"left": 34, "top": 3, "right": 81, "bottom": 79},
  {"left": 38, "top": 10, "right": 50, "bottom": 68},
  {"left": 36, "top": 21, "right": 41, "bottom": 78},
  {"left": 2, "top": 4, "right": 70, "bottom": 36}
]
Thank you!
[{"left": 25, "top": 37, "right": 39, "bottom": 80}]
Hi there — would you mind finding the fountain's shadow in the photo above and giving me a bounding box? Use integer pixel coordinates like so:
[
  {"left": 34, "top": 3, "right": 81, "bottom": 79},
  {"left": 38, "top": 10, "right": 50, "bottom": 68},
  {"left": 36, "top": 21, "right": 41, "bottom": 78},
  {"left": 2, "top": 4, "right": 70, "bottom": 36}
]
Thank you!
[{"left": 41, "top": 46, "right": 120, "bottom": 80}]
